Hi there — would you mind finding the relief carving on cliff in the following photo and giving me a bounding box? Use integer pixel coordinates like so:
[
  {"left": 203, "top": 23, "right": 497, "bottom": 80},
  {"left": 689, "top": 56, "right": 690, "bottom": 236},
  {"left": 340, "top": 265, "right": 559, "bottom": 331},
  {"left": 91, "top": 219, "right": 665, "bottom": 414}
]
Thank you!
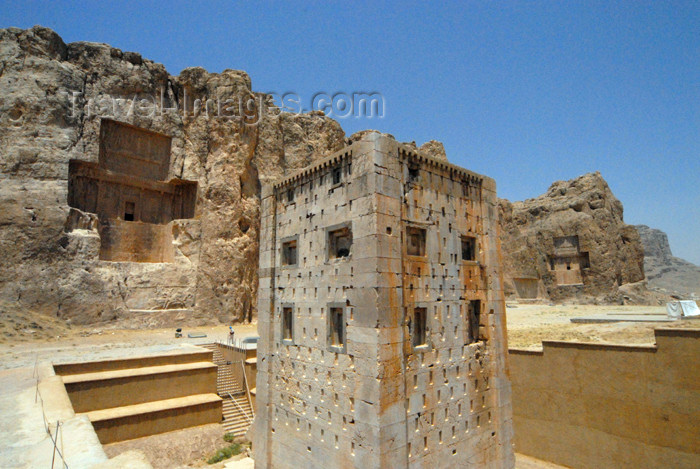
[{"left": 68, "top": 119, "right": 198, "bottom": 263}]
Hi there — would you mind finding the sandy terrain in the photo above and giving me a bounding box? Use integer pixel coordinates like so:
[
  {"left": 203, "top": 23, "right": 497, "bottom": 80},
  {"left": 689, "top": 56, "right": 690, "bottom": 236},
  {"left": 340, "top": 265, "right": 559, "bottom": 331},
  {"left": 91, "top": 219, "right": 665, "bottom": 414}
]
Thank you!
[
  {"left": 0, "top": 323, "right": 258, "bottom": 370},
  {"left": 3, "top": 303, "right": 698, "bottom": 369},
  {"left": 505, "top": 303, "right": 698, "bottom": 349},
  {"left": 103, "top": 423, "right": 249, "bottom": 469},
  {"left": 0, "top": 321, "right": 258, "bottom": 468},
  {"left": 1, "top": 304, "right": 697, "bottom": 468}
]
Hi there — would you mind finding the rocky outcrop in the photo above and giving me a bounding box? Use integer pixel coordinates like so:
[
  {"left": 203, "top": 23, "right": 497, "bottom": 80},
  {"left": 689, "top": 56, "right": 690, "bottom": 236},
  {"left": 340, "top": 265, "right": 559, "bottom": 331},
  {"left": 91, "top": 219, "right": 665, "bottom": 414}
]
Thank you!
[
  {"left": 499, "top": 172, "right": 646, "bottom": 302},
  {"left": 398, "top": 139, "right": 448, "bottom": 162},
  {"left": 1, "top": 26, "right": 665, "bottom": 327},
  {"left": 0, "top": 26, "right": 347, "bottom": 326},
  {"left": 635, "top": 225, "right": 699, "bottom": 299},
  {"left": 418, "top": 140, "right": 448, "bottom": 161},
  {"left": 635, "top": 225, "right": 673, "bottom": 261}
]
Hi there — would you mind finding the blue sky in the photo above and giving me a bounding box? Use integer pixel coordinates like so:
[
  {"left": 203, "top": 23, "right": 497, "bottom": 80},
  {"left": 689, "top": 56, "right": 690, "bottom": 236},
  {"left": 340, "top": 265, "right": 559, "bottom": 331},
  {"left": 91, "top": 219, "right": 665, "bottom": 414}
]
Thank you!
[{"left": 3, "top": 1, "right": 699, "bottom": 263}]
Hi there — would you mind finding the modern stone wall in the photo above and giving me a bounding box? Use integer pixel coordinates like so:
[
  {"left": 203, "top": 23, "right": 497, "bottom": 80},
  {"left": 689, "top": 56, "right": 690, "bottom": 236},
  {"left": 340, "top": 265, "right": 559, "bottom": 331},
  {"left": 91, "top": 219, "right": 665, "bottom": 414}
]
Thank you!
[
  {"left": 509, "top": 329, "right": 700, "bottom": 469},
  {"left": 254, "top": 132, "right": 514, "bottom": 468}
]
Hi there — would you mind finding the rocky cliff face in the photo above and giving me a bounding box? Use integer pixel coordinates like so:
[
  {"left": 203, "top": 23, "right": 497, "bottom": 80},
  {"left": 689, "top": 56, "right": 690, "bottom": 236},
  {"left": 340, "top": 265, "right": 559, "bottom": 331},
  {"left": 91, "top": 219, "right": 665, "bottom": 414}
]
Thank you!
[
  {"left": 0, "top": 26, "right": 664, "bottom": 329},
  {"left": 499, "top": 172, "right": 646, "bottom": 302},
  {"left": 635, "top": 225, "right": 673, "bottom": 263},
  {"left": 635, "top": 225, "right": 699, "bottom": 298},
  {"left": 0, "top": 26, "right": 345, "bottom": 326}
]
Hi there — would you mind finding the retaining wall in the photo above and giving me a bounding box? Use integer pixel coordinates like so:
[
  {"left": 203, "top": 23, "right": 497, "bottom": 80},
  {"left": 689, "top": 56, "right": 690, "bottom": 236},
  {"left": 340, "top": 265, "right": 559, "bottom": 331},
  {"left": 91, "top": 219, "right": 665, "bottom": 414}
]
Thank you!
[{"left": 509, "top": 328, "right": 700, "bottom": 469}]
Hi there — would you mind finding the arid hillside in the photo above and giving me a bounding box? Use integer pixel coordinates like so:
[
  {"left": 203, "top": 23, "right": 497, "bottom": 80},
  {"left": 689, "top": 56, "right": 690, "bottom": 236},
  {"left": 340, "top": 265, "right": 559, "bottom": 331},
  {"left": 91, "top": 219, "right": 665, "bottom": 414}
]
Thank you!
[
  {"left": 0, "top": 26, "right": 348, "bottom": 326},
  {"left": 1, "top": 26, "right": 678, "bottom": 330},
  {"left": 0, "top": 26, "right": 452, "bottom": 327},
  {"left": 0, "top": 26, "right": 688, "bottom": 331},
  {"left": 499, "top": 172, "right": 646, "bottom": 303},
  {"left": 635, "top": 225, "right": 699, "bottom": 299}
]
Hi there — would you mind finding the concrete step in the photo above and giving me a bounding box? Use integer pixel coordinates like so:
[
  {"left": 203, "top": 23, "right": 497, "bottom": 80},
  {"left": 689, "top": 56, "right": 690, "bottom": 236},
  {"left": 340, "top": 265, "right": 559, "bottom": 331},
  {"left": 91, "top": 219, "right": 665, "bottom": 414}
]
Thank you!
[
  {"left": 218, "top": 376, "right": 237, "bottom": 381},
  {"left": 54, "top": 347, "right": 214, "bottom": 375},
  {"left": 224, "top": 422, "right": 250, "bottom": 429},
  {"left": 223, "top": 399, "right": 251, "bottom": 410},
  {"left": 217, "top": 375, "right": 241, "bottom": 382},
  {"left": 62, "top": 361, "right": 217, "bottom": 413},
  {"left": 222, "top": 409, "right": 249, "bottom": 417},
  {"left": 223, "top": 422, "right": 250, "bottom": 436},
  {"left": 216, "top": 369, "right": 243, "bottom": 395},
  {"left": 219, "top": 385, "right": 243, "bottom": 390},
  {"left": 218, "top": 374, "right": 236, "bottom": 380},
  {"left": 84, "top": 393, "right": 222, "bottom": 444},
  {"left": 223, "top": 409, "right": 252, "bottom": 419},
  {"left": 200, "top": 343, "right": 226, "bottom": 365},
  {"left": 221, "top": 396, "right": 253, "bottom": 436}
]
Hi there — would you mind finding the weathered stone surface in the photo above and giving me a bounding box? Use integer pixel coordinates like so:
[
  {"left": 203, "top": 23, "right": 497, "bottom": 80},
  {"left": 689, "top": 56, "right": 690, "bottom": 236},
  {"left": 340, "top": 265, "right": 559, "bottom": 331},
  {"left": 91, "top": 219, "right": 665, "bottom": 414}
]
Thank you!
[
  {"left": 395, "top": 139, "right": 449, "bottom": 162},
  {"left": 498, "top": 172, "right": 646, "bottom": 302},
  {"left": 255, "top": 133, "right": 513, "bottom": 468},
  {"left": 0, "top": 26, "right": 346, "bottom": 326},
  {"left": 510, "top": 329, "right": 700, "bottom": 469},
  {"left": 635, "top": 225, "right": 700, "bottom": 299},
  {"left": 635, "top": 225, "right": 673, "bottom": 261},
  {"left": 0, "top": 25, "right": 664, "bottom": 329},
  {"left": 418, "top": 140, "right": 448, "bottom": 161}
]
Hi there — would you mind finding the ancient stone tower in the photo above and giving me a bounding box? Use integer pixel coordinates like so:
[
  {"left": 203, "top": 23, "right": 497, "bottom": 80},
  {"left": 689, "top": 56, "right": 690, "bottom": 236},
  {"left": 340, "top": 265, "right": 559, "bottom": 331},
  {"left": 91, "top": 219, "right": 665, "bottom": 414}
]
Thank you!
[{"left": 254, "top": 132, "right": 514, "bottom": 468}]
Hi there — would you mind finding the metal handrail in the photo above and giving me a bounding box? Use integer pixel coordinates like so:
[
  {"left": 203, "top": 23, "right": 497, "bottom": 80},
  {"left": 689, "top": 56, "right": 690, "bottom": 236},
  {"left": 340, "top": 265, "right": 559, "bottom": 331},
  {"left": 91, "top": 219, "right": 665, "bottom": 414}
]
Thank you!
[
  {"left": 33, "top": 360, "right": 69, "bottom": 469},
  {"left": 51, "top": 419, "right": 68, "bottom": 469},
  {"left": 211, "top": 343, "right": 255, "bottom": 424},
  {"left": 215, "top": 338, "right": 247, "bottom": 354},
  {"left": 226, "top": 391, "right": 253, "bottom": 425},
  {"left": 240, "top": 360, "right": 254, "bottom": 418}
]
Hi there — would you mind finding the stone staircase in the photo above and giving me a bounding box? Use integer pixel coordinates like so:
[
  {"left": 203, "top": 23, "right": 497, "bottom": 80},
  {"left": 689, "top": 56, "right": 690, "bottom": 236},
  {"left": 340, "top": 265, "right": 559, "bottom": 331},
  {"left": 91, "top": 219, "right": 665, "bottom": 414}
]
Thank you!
[
  {"left": 201, "top": 343, "right": 254, "bottom": 437},
  {"left": 217, "top": 362, "right": 245, "bottom": 395},
  {"left": 222, "top": 394, "right": 254, "bottom": 436}
]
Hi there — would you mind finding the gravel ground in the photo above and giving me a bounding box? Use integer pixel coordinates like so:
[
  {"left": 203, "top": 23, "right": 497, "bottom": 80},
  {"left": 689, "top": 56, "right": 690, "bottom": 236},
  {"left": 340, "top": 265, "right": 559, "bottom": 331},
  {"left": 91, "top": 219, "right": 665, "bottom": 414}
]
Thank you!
[
  {"left": 505, "top": 303, "right": 698, "bottom": 348},
  {"left": 0, "top": 324, "right": 258, "bottom": 370},
  {"left": 2, "top": 304, "right": 698, "bottom": 368},
  {"left": 3, "top": 305, "right": 696, "bottom": 468}
]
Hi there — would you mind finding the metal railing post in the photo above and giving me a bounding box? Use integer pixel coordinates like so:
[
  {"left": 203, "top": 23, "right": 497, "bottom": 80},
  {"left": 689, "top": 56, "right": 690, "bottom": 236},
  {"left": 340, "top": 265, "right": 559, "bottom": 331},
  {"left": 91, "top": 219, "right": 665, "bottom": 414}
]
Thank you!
[
  {"left": 227, "top": 391, "right": 253, "bottom": 425},
  {"left": 240, "top": 360, "right": 254, "bottom": 417},
  {"left": 50, "top": 420, "right": 59, "bottom": 469}
]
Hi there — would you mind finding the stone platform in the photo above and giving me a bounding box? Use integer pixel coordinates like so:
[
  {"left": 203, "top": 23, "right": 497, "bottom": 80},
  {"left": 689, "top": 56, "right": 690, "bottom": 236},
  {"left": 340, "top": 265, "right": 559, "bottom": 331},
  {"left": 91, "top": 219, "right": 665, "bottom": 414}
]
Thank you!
[{"left": 54, "top": 346, "right": 222, "bottom": 444}]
